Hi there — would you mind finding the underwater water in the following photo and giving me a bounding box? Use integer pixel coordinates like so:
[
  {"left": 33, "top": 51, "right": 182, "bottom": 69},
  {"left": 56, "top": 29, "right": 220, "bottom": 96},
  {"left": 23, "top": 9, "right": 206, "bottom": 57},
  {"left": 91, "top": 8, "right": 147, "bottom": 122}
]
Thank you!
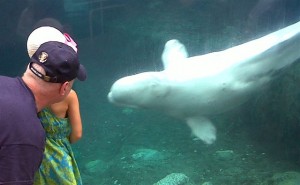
[{"left": 1, "top": 0, "right": 300, "bottom": 184}]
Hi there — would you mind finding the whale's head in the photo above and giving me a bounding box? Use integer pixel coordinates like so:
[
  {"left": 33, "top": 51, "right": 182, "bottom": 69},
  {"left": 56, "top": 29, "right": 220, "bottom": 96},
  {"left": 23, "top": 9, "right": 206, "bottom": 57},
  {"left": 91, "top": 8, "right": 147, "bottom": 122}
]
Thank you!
[{"left": 108, "top": 72, "right": 169, "bottom": 109}]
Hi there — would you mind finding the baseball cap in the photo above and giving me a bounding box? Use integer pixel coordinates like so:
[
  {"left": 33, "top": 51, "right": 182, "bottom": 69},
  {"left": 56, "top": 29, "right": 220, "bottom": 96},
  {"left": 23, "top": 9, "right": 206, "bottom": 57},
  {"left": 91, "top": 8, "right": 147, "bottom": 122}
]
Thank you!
[
  {"left": 29, "top": 41, "right": 86, "bottom": 83},
  {"left": 27, "top": 26, "right": 66, "bottom": 58}
]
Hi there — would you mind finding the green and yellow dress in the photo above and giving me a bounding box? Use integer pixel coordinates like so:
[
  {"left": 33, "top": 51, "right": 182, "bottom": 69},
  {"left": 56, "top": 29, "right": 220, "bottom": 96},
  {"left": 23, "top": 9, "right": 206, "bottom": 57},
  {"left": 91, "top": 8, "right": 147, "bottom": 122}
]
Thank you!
[{"left": 34, "top": 108, "right": 82, "bottom": 185}]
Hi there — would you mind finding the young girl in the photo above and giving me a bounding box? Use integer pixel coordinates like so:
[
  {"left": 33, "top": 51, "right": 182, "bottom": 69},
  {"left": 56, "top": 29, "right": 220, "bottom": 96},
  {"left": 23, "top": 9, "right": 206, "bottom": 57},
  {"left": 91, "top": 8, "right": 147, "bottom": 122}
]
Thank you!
[{"left": 34, "top": 89, "right": 83, "bottom": 185}]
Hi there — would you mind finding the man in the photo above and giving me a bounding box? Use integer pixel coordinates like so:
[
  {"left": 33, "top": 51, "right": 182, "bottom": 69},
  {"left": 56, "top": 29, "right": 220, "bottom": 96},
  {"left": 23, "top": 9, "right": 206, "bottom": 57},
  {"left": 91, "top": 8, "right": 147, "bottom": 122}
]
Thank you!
[{"left": 0, "top": 27, "right": 86, "bottom": 184}]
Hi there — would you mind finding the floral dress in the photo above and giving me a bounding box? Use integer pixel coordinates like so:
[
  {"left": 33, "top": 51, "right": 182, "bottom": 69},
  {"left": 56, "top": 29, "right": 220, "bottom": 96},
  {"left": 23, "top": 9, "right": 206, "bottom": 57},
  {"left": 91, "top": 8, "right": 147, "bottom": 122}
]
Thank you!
[{"left": 34, "top": 108, "right": 82, "bottom": 185}]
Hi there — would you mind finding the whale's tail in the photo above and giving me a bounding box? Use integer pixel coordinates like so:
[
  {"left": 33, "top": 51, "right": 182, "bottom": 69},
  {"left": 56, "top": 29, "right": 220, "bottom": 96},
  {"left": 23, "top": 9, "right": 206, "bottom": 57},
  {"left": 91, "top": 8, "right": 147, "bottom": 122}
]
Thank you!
[{"left": 232, "top": 21, "right": 300, "bottom": 84}]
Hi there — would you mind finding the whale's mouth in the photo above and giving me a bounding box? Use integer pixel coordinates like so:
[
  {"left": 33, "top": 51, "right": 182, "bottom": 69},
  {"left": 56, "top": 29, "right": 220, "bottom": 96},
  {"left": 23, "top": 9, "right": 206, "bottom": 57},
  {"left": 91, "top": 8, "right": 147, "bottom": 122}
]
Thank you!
[
  {"left": 107, "top": 92, "right": 122, "bottom": 106},
  {"left": 107, "top": 92, "right": 115, "bottom": 103},
  {"left": 107, "top": 91, "right": 139, "bottom": 108}
]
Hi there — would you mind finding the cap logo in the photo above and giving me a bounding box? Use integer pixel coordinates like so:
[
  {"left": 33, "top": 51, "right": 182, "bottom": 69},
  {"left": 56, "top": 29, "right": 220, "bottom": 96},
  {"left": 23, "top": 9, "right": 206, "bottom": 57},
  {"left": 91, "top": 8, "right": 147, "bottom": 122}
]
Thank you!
[{"left": 39, "top": 52, "right": 48, "bottom": 63}]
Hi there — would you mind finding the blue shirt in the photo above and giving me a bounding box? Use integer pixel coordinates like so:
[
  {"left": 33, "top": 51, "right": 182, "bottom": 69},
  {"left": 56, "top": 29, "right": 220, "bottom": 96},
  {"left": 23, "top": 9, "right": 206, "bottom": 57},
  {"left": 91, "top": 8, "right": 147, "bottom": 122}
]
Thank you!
[{"left": 0, "top": 76, "right": 45, "bottom": 185}]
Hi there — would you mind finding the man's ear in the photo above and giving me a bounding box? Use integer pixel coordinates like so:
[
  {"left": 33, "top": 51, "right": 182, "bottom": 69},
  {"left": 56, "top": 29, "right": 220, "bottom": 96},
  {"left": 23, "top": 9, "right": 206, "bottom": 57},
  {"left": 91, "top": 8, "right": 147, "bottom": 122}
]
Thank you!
[{"left": 59, "top": 81, "right": 70, "bottom": 96}]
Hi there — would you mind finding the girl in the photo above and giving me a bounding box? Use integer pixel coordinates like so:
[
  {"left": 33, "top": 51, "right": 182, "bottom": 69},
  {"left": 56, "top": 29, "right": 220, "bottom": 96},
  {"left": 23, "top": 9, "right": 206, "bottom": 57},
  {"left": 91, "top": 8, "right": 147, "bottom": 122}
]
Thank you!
[{"left": 34, "top": 89, "right": 83, "bottom": 185}]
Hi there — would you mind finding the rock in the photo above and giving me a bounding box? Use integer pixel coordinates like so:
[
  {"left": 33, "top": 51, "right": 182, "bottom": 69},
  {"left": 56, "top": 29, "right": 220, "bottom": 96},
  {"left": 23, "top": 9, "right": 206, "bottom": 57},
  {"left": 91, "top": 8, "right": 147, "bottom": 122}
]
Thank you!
[
  {"left": 214, "top": 150, "right": 235, "bottom": 161},
  {"left": 132, "top": 148, "right": 165, "bottom": 161},
  {"left": 153, "top": 173, "right": 193, "bottom": 185},
  {"left": 264, "top": 171, "right": 300, "bottom": 185},
  {"left": 84, "top": 159, "right": 108, "bottom": 174},
  {"left": 202, "top": 182, "right": 213, "bottom": 185}
]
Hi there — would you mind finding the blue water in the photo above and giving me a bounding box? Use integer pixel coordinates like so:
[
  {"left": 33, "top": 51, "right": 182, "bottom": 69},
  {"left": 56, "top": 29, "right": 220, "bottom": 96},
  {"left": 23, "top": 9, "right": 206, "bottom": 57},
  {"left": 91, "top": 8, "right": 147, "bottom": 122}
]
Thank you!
[{"left": 1, "top": 0, "right": 300, "bottom": 184}]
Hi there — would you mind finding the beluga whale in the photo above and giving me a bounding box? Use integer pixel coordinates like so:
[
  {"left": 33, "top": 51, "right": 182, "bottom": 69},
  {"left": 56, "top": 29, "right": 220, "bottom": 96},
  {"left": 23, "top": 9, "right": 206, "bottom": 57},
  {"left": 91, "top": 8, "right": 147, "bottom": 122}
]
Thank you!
[{"left": 108, "top": 21, "right": 300, "bottom": 144}]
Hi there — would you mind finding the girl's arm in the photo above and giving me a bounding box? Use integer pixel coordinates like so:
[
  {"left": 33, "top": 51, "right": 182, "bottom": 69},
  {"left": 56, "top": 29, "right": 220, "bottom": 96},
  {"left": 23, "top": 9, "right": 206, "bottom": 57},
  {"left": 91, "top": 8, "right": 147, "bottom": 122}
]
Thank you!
[{"left": 67, "top": 90, "right": 83, "bottom": 144}]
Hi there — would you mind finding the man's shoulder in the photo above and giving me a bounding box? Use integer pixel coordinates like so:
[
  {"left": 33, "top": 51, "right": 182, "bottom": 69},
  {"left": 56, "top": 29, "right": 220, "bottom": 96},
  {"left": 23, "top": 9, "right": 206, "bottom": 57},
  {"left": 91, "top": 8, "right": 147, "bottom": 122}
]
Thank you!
[
  {"left": 0, "top": 75, "right": 14, "bottom": 80},
  {"left": 0, "top": 76, "right": 32, "bottom": 106},
  {"left": 0, "top": 76, "right": 19, "bottom": 85},
  {"left": 0, "top": 77, "right": 27, "bottom": 96}
]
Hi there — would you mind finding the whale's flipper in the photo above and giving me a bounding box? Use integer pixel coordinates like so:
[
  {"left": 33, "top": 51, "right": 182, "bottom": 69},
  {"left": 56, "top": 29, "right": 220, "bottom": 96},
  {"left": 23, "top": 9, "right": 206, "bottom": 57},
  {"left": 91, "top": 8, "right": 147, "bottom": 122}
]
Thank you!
[
  {"left": 186, "top": 116, "right": 216, "bottom": 144},
  {"left": 161, "top": 39, "right": 188, "bottom": 69}
]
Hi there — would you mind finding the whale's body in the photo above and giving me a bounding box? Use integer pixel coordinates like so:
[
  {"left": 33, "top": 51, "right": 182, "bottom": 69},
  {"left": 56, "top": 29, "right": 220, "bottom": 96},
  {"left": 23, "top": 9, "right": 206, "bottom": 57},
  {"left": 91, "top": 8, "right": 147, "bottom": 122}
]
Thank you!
[{"left": 108, "top": 21, "right": 300, "bottom": 144}]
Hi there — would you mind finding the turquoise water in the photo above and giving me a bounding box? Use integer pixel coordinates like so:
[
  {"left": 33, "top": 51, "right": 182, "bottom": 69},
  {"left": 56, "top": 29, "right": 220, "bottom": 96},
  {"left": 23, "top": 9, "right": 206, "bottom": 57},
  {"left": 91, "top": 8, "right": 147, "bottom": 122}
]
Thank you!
[{"left": 1, "top": 0, "right": 300, "bottom": 184}]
